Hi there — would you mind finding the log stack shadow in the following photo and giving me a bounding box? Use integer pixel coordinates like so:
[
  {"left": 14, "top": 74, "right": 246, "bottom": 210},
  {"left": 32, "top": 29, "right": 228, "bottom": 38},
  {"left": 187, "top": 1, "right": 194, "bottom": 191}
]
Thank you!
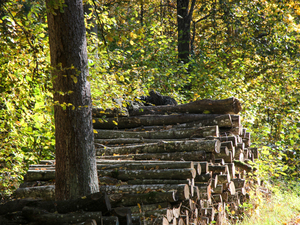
[{"left": 4, "top": 97, "right": 260, "bottom": 225}]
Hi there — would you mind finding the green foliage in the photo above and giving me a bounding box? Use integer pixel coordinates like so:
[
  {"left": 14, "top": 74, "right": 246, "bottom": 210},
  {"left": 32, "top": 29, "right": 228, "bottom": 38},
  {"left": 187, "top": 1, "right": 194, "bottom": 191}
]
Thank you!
[{"left": 0, "top": 0, "right": 55, "bottom": 197}]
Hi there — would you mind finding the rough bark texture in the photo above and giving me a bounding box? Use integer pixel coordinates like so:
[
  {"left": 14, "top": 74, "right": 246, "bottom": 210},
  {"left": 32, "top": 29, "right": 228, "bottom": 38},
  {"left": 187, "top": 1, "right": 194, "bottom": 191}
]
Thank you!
[
  {"left": 96, "top": 139, "right": 221, "bottom": 155},
  {"left": 93, "top": 114, "right": 232, "bottom": 129},
  {"left": 95, "top": 126, "right": 219, "bottom": 140},
  {"left": 46, "top": 0, "right": 98, "bottom": 200},
  {"left": 127, "top": 98, "right": 242, "bottom": 116},
  {"left": 177, "top": 0, "right": 195, "bottom": 63}
]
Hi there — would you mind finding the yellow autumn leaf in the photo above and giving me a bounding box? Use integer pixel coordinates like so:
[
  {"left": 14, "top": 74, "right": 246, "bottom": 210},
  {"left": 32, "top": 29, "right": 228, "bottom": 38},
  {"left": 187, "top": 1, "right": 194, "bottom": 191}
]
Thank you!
[
  {"left": 92, "top": 119, "right": 96, "bottom": 123},
  {"left": 119, "top": 75, "right": 124, "bottom": 82},
  {"left": 130, "top": 40, "right": 134, "bottom": 45},
  {"left": 81, "top": 196, "right": 87, "bottom": 199},
  {"left": 93, "top": 130, "right": 98, "bottom": 133},
  {"left": 112, "top": 120, "right": 118, "bottom": 125}
]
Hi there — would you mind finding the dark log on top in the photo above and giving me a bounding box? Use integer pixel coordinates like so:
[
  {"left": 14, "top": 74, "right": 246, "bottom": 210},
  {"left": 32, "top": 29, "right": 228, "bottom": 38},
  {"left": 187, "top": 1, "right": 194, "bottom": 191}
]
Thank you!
[
  {"left": 93, "top": 113, "right": 233, "bottom": 129},
  {"left": 94, "top": 126, "right": 219, "bottom": 139},
  {"left": 127, "top": 97, "right": 242, "bottom": 116},
  {"left": 96, "top": 139, "right": 221, "bottom": 155}
]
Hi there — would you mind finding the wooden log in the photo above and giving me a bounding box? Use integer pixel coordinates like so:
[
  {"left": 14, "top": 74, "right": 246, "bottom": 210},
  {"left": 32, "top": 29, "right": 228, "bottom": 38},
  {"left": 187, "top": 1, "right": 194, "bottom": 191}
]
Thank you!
[
  {"left": 98, "top": 168, "right": 196, "bottom": 181},
  {"left": 215, "top": 151, "right": 233, "bottom": 163},
  {"left": 25, "top": 169, "right": 55, "bottom": 182},
  {"left": 100, "top": 184, "right": 190, "bottom": 200},
  {"left": 220, "top": 127, "right": 242, "bottom": 136},
  {"left": 199, "top": 162, "right": 209, "bottom": 174},
  {"left": 221, "top": 141, "right": 234, "bottom": 151},
  {"left": 97, "top": 161, "right": 194, "bottom": 171},
  {"left": 96, "top": 139, "right": 221, "bottom": 155},
  {"left": 127, "top": 179, "right": 192, "bottom": 185},
  {"left": 93, "top": 112, "right": 233, "bottom": 129},
  {"left": 216, "top": 136, "right": 238, "bottom": 146},
  {"left": 194, "top": 172, "right": 212, "bottom": 182},
  {"left": 102, "top": 216, "right": 119, "bottom": 225},
  {"left": 98, "top": 150, "right": 212, "bottom": 161},
  {"left": 127, "top": 97, "right": 242, "bottom": 116},
  {"left": 212, "top": 194, "right": 223, "bottom": 203},
  {"left": 0, "top": 192, "right": 110, "bottom": 215},
  {"left": 131, "top": 208, "right": 173, "bottom": 220},
  {"left": 124, "top": 115, "right": 233, "bottom": 132},
  {"left": 214, "top": 158, "right": 225, "bottom": 165},
  {"left": 94, "top": 126, "right": 219, "bottom": 139},
  {"left": 249, "top": 147, "right": 259, "bottom": 159},
  {"left": 109, "top": 192, "right": 178, "bottom": 208},
  {"left": 213, "top": 185, "right": 223, "bottom": 194},
  {"left": 19, "top": 181, "right": 55, "bottom": 188},
  {"left": 22, "top": 206, "right": 103, "bottom": 225},
  {"left": 234, "top": 160, "right": 256, "bottom": 172},
  {"left": 14, "top": 185, "right": 55, "bottom": 200},
  {"left": 208, "top": 165, "right": 228, "bottom": 174},
  {"left": 227, "top": 181, "right": 236, "bottom": 195},
  {"left": 217, "top": 174, "right": 230, "bottom": 184},
  {"left": 129, "top": 202, "right": 171, "bottom": 214},
  {"left": 243, "top": 132, "right": 251, "bottom": 147}
]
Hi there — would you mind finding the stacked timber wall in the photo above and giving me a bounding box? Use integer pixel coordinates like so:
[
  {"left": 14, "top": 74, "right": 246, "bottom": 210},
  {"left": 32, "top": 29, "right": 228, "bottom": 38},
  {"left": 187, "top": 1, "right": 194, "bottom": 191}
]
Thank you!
[{"left": 2, "top": 97, "right": 259, "bottom": 225}]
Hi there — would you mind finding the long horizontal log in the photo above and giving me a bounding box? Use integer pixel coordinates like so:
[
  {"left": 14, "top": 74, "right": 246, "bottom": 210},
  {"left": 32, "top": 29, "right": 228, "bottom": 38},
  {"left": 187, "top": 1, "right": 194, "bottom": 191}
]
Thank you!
[
  {"left": 127, "top": 179, "right": 192, "bottom": 185},
  {"left": 96, "top": 139, "right": 221, "bottom": 155},
  {"left": 22, "top": 206, "right": 103, "bottom": 225},
  {"left": 14, "top": 185, "right": 55, "bottom": 200},
  {"left": 129, "top": 202, "right": 171, "bottom": 214},
  {"left": 97, "top": 161, "right": 195, "bottom": 171},
  {"left": 94, "top": 126, "right": 219, "bottom": 139},
  {"left": 93, "top": 114, "right": 233, "bottom": 129},
  {"left": 0, "top": 192, "right": 110, "bottom": 215},
  {"left": 100, "top": 184, "right": 189, "bottom": 201},
  {"left": 234, "top": 160, "right": 256, "bottom": 172},
  {"left": 98, "top": 168, "right": 196, "bottom": 181},
  {"left": 127, "top": 97, "right": 242, "bottom": 116},
  {"left": 98, "top": 150, "right": 212, "bottom": 161},
  {"left": 25, "top": 170, "right": 55, "bottom": 182},
  {"left": 109, "top": 192, "right": 178, "bottom": 208}
]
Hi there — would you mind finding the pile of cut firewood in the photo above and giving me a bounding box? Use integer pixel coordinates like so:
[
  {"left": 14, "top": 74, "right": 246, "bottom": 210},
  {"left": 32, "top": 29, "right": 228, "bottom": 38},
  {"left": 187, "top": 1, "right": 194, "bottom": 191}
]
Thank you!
[{"left": 1, "top": 97, "right": 259, "bottom": 225}]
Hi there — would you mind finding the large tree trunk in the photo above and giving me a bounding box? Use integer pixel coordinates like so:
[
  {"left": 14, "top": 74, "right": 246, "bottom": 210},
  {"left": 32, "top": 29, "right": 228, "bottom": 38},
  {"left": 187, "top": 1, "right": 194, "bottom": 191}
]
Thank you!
[{"left": 46, "top": 0, "right": 99, "bottom": 200}]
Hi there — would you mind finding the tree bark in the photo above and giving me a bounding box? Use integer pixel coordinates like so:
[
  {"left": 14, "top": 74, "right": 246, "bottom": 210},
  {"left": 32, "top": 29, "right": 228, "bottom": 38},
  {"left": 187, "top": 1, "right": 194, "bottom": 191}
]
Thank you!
[
  {"left": 94, "top": 126, "right": 219, "bottom": 140},
  {"left": 98, "top": 150, "right": 211, "bottom": 161},
  {"left": 100, "top": 184, "right": 190, "bottom": 200},
  {"left": 127, "top": 97, "right": 242, "bottom": 116},
  {"left": 93, "top": 114, "right": 233, "bottom": 129},
  {"left": 96, "top": 139, "right": 221, "bottom": 155},
  {"left": 98, "top": 168, "right": 196, "bottom": 181},
  {"left": 46, "top": 0, "right": 98, "bottom": 200},
  {"left": 22, "top": 206, "right": 103, "bottom": 225},
  {"left": 127, "top": 179, "right": 192, "bottom": 185},
  {"left": 109, "top": 192, "right": 178, "bottom": 208}
]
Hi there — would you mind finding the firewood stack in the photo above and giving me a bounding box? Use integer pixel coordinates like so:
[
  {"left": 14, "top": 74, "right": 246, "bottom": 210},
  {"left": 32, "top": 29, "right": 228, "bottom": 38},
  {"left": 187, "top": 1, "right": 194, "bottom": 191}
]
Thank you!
[{"left": 7, "top": 97, "right": 259, "bottom": 225}]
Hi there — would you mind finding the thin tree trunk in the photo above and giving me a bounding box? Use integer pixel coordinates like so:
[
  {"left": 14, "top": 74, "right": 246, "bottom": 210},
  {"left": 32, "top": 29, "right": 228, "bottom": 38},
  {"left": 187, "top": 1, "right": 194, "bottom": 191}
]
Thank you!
[{"left": 46, "top": 0, "right": 99, "bottom": 200}]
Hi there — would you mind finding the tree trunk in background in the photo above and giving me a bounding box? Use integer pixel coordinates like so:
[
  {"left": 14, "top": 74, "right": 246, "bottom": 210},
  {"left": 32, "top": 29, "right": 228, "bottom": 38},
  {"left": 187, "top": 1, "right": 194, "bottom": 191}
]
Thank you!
[
  {"left": 177, "top": 0, "right": 195, "bottom": 64},
  {"left": 46, "top": 0, "right": 99, "bottom": 200}
]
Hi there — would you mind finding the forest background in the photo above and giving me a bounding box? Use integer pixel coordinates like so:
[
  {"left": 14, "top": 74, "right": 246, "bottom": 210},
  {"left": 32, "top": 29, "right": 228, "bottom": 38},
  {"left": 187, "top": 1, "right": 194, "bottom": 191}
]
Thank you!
[{"left": 0, "top": 0, "right": 299, "bottom": 202}]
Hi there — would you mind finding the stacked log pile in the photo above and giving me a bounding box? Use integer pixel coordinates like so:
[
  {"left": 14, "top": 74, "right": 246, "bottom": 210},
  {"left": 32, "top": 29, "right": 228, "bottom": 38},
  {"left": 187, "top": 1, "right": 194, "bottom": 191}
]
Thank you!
[{"left": 2, "top": 97, "right": 259, "bottom": 225}]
